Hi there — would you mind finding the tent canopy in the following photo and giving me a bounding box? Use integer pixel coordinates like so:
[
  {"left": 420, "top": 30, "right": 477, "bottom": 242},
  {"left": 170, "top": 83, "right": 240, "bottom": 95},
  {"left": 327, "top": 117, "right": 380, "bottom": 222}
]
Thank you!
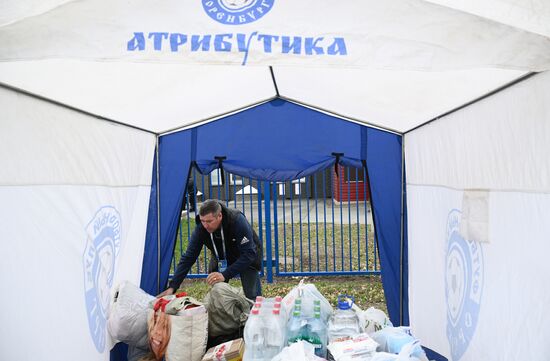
[
  {"left": 1, "top": 0, "right": 549, "bottom": 134},
  {"left": 2, "top": 1, "right": 550, "bottom": 361}
]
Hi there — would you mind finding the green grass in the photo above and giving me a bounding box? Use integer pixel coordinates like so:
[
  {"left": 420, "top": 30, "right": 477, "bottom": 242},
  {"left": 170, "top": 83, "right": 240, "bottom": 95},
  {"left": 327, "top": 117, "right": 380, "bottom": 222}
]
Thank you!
[{"left": 178, "top": 275, "right": 387, "bottom": 314}]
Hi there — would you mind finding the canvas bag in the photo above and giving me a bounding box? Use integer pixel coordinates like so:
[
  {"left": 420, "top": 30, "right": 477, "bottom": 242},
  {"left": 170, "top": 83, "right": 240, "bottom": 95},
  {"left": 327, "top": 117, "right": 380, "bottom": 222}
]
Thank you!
[
  {"left": 165, "top": 296, "right": 208, "bottom": 361},
  {"left": 203, "top": 282, "right": 252, "bottom": 337}
]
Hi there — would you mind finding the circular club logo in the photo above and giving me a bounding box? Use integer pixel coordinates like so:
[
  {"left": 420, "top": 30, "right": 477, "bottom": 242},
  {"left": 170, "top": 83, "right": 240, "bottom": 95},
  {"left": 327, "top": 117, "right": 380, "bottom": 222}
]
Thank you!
[
  {"left": 202, "top": 0, "right": 275, "bottom": 25},
  {"left": 83, "top": 206, "right": 121, "bottom": 352},
  {"left": 445, "top": 210, "right": 483, "bottom": 361}
]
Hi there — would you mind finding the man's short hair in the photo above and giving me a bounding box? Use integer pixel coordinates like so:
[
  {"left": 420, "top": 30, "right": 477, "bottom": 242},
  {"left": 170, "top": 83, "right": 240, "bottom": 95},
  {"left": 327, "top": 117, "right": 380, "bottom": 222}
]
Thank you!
[{"left": 199, "top": 199, "right": 222, "bottom": 217}]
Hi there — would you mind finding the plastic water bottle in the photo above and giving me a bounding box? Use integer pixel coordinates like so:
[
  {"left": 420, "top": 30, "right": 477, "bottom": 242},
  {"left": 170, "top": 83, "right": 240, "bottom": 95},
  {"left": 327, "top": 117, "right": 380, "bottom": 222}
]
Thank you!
[
  {"left": 292, "top": 301, "right": 302, "bottom": 323},
  {"left": 328, "top": 295, "right": 361, "bottom": 342},
  {"left": 243, "top": 308, "right": 264, "bottom": 361},
  {"left": 258, "top": 296, "right": 285, "bottom": 315},
  {"left": 287, "top": 309, "right": 305, "bottom": 345},
  {"left": 313, "top": 304, "right": 321, "bottom": 317},
  {"left": 264, "top": 308, "right": 286, "bottom": 359},
  {"left": 253, "top": 302, "right": 262, "bottom": 309},
  {"left": 308, "top": 311, "right": 327, "bottom": 358},
  {"left": 314, "top": 299, "right": 321, "bottom": 315},
  {"left": 271, "top": 296, "right": 285, "bottom": 314}
]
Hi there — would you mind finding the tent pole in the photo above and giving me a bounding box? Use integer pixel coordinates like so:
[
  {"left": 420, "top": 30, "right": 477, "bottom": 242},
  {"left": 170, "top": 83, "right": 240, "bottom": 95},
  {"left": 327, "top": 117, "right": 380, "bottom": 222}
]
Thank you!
[
  {"left": 400, "top": 136, "right": 405, "bottom": 325},
  {"left": 269, "top": 66, "right": 280, "bottom": 97},
  {"left": 156, "top": 135, "right": 161, "bottom": 294}
]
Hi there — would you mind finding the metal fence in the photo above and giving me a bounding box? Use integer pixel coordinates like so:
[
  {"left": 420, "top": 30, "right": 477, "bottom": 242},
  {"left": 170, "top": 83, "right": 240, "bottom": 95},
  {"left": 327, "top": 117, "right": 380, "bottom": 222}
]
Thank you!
[{"left": 171, "top": 165, "right": 380, "bottom": 282}]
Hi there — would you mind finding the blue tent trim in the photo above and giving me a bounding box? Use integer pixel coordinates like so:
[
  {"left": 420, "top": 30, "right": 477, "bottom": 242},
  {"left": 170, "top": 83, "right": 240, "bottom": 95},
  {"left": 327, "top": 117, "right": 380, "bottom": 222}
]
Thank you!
[
  {"left": 423, "top": 346, "right": 448, "bottom": 361},
  {"left": 140, "top": 151, "right": 159, "bottom": 296},
  {"left": 110, "top": 343, "right": 128, "bottom": 361},
  {"left": 139, "top": 98, "right": 408, "bottom": 325}
]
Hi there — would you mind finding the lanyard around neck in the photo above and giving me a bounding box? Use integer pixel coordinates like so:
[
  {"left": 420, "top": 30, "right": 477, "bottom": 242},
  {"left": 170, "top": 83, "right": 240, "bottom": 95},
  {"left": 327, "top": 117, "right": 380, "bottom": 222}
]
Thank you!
[{"left": 210, "top": 227, "right": 226, "bottom": 260}]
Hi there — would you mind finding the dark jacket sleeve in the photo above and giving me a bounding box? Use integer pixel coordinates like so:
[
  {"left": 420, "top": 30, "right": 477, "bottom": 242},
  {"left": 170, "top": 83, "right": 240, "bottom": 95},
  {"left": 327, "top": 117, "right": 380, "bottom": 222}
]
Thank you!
[
  {"left": 221, "top": 214, "right": 258, "bottom": 280},
  {"left": 168, "top": 226, "right": 203, "bottom": 290}
]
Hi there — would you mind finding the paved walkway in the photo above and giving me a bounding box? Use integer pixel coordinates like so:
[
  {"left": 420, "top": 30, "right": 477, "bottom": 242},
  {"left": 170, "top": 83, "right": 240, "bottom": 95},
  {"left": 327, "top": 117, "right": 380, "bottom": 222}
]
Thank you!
[{"left": 186, "top": 198, "right": 372, "bottom": 226}]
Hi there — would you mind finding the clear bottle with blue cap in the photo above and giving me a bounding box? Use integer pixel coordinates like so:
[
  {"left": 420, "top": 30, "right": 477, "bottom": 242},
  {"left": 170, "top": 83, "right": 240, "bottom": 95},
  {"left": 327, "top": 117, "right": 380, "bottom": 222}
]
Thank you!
[{"left": 328, "top": 294, "right": 361, "bottom": 343}]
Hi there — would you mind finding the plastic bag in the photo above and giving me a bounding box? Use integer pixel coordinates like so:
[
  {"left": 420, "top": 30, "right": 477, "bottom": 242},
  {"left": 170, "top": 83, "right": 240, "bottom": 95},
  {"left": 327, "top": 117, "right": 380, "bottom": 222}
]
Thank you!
[
  {"left": 363, "top": 307, "right": 393, "bottom": 334},
  {"left": 271, "top": 340, "right": 327, "bottom": 361},
  {"left": 371, "top": 327, "right": 425, "bottom": 359},
  {"left": 108, "top": 281, "right": 155, "bottom": 349},
  {"left": 282, "top": 279, "right": 333, "bottom": 322},
  {"left": 327, "top": 333, "right": 378, "bottom": 361},
  {"left": 370, "top": 341, "right": 428, "bottom": 361}
]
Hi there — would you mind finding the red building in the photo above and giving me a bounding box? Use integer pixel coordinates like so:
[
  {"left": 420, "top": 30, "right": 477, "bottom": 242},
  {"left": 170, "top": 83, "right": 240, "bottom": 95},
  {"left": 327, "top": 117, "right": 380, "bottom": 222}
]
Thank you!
[{"left": 332, "top": 165, "right": 370, "bottom": 202}]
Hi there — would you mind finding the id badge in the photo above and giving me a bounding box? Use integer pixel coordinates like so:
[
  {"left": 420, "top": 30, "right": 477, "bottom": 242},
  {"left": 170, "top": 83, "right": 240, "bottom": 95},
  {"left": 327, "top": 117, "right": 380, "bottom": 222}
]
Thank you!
[{"left": 218, "top": 259, "right": 228, "bottom": 273}]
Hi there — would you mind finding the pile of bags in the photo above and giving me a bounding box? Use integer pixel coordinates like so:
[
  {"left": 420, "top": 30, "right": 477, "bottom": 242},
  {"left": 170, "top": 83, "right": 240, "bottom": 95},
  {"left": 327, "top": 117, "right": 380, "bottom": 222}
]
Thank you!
[{"left": 108, "top": 281, "right": 251, "bottom": 361}]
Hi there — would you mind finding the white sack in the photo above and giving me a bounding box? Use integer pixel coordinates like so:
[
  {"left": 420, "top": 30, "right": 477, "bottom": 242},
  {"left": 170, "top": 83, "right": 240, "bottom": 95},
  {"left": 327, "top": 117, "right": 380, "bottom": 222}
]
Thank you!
[{"left": 108, "top": 281, "right": 155, "bottom": 349}]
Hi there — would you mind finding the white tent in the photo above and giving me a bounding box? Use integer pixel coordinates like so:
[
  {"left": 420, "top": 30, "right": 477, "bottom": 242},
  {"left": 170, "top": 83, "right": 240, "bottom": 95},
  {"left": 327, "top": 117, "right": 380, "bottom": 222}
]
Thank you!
[{"left": 1, "top": 1, "right": 549, "bottom": 360}]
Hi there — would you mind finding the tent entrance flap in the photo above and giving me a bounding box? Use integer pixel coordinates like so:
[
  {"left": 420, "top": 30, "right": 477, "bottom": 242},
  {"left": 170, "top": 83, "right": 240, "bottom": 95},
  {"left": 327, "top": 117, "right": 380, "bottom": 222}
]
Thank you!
[{"left": 141, "top": 99, "right": 407, "bottom": 324}]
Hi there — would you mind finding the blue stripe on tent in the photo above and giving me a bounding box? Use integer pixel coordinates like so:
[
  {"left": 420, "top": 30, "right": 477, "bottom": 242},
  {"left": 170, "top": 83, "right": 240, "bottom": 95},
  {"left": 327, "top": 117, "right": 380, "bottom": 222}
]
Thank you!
[
  {"left": 140, "top": 151, "right": 158, "bottom": 295},
  {"left": 140, "top": 99, "right": 408, "bottom": 340},
  {"left": 141, "top": 131, "right": 193, "bottom": 296},
  {"left": 365, "top": 127, "right": 408, "bottom": 325},
  {"left": 110, "top": 343, "right": 128, "bottom": 361},
  {"left": 423, "top": 347, "right": 448, "bottom": 361}
]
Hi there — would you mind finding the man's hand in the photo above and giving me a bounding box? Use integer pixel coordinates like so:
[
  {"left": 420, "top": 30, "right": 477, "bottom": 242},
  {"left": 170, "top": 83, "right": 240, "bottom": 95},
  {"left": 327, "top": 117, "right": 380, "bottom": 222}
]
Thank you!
[
  {"left": 206, "top": 272, "right": 225, "bottom": 286},
  {"left": 156, "top": 287, "right": 175, "bottom": 298}
]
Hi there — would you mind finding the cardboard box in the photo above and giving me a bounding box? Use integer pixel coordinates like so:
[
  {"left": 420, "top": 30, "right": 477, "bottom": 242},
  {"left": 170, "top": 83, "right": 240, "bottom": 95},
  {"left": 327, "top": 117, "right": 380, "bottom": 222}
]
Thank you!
[{"left": 201, "top": 338, "right": 244, "bottom": 361}]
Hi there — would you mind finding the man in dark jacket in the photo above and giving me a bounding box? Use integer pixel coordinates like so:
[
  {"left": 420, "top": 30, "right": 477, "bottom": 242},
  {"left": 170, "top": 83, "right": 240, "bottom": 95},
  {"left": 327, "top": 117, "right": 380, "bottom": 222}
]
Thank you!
[{"left": 158, "top": 199, "right": 262, "bottom": 299}]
